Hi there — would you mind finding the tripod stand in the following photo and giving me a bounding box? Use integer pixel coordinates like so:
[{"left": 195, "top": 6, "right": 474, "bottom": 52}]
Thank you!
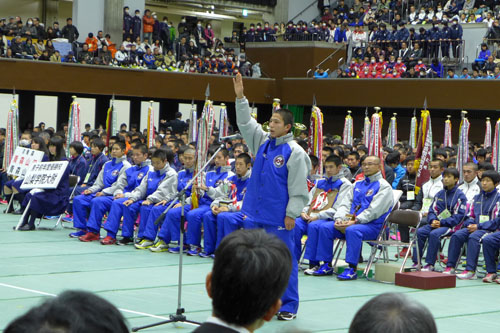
[{"left": 132, "top": 143, "right": 225, "bottom": 332}]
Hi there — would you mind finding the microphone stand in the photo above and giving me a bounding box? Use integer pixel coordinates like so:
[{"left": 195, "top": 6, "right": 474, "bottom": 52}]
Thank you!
[{"left": 132, "top": 143, "right": 225, "bottom": 332}]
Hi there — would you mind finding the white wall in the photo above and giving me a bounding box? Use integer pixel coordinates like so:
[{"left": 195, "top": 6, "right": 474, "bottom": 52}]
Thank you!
[
  {"left": 75, "top": 97, "right": 95, "bottom": 133},
  {"left": 0, "top": 93, "right": 20, "bottom": 129},
  {"left": 140, "top": 101, "right": 160, "bottom": 132},
  {"left": 0, "top": 0, "right": 42, "bottom": 23},
  {"left": 34, "top": 95, "right": 58, "bottom": 129},
  {"left": 113, "top": 100, "right": 131, "bottom": 134},
  {"left": 72, "top": 0, "right": 104, "bottom": 42}
]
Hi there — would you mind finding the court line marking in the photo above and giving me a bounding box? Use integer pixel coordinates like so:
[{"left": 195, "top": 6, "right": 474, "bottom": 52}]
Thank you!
[{"left": 0, "top": 282, "right": 170, "bottom": 320}]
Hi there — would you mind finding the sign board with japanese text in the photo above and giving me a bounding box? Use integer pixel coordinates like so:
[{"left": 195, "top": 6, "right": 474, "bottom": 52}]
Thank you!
[
  {"left": 20, "top": 161, "right": 68, "bottom": 190},
  {"left": 7, "top": 147, "right": 45, "bottom": 177}
]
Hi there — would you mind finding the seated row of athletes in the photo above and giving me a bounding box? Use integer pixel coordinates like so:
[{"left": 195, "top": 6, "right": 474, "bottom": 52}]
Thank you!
[{"left": 13, "top": 127, "right": 500, "bottom": 283}]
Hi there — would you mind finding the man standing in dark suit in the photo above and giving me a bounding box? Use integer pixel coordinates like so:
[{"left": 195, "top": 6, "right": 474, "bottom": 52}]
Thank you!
[
  {"left": 161, "top": 112, "right": 188, "bottom": 135},
  {"left": 193, "top": 229, "right": 292, "bottom": 333}
]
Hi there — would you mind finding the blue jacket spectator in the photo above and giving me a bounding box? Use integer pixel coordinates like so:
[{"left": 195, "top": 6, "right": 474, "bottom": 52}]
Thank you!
[{"left": 334, "top": 26, "right": 348, "bottom": 43}]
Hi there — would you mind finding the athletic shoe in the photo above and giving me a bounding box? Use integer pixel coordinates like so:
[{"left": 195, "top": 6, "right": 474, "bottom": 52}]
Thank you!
[
  {"left": 304, "top": 266, "right": 320, "bottom": 275},
  {"left": 495, "top": 277, "right": 500, "bottom": 284},
  {"left": 0, "top": 199, "right": 8, "bottom": 204},
  {"left": 134, "top": 238, "right": 143, "bottom": 244},
  {"left": 62, "top": 215, "right": 73, "bottom": 223},
  {"left": 150, "top": 240, "right": 169, "bottom": 252},
  {"left": 337, "top": 267, "right": 357, "bottom": 280},
  {"left": 117, "top": 237, "right": 134, "bottom": 246},
  {"left": 168, "top": 245, "right": 189, "bottom": 254},
  {"left": 186, "top": 246, "right": 201, "bottom": 256},
  {"left": 198, "top": 251, "right": 212, "bottom": 258},
  {"left": 44, "top": 215, "right": 59, "bottom": 220},
  {"left": 276, "top": 312, "right": 297, "bottom": 321},
  {"left": 210, "top": 254, "right": 215, "bottom": 259},
  {"left": 100, "top": 236, "right": 116, "bottom": 245},
  {"left": 134, "top": 239, "right": 154, "bottom": 249},
  {"left": 312, "top": 263, "right": 334, "bottom": 276},
  {"left": 457, "top": 270, "right": 477, "bottom": 280},
  {"left": 395, "top": 247, "right": 411, "bottom": 258},
  {"left": 69, "top": 230, "right": 86, "bottom": 238},
  {"left": 79, "top": 232, "right": 100, "bottom": 242},
  {"left": 421, "top": 264, "right": 435, "bottom": 272},
  {"left": 482, "top": 273, "right": 497, "bottom": 283},
  {"left": 442, "top": 267, "right": 455, "bottom": 275}
]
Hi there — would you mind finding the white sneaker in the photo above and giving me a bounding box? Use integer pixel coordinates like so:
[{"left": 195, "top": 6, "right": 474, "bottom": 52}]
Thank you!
[
  {"left": 457, "top": 270, "right": 477, "bottom": 280},
  {"left": 421, "top": 264, "right": 434, "bottom": 272},
  {"left": 442, "top": 267, "right": 456, "bottom": 275},
  {"left": 304, "top": 266, "right": 320, "bottom": 275},
  {"left": 149, "top": 240, "right": 169, "bottom": 252}
]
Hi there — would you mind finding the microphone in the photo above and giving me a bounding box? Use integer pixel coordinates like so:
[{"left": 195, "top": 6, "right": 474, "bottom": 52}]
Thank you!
[{"left": 220, "top": 134, "right": 243, "bottom": 140}]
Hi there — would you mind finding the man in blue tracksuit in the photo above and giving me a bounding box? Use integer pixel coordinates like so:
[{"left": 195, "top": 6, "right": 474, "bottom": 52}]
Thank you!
[
  {"left": 197, "top": 152, "right": 252, "bottom": 258},
  {"left": 166, "top": 149, "right": 233, "bottom": 254},
  {"left": 314, "top": 156, "right": 393, "bottom": 280},
  {"left": 481, "top": 225, "right": 500, "bottom": 283},
  {"left": 443, "top": 170, "right": 500, "bottom": 279},
  {"left": 81, "top": 144, "right": 152, "bottom": 244},
  {"left": 140, "top": 149, "right": 195, "bottom": 251},
  {"left": 296, "top": 155, "right": 352, "bottom": 270},
  {"left": 234, "top": 73, "right": 311, "bottom": 321},
  {"left": 69, "top": 141, "right": 131, "bottom": 239},
  {"left": 106, "top": 148, "right": 178, "bottom": 246},
  {"left": 412, "top": 168, "right": 467, "bottom": 271}
]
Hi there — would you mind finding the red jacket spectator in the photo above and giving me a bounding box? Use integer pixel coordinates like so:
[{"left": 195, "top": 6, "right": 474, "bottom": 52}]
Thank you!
[
  {"left": 143, "top": 14, "right": 154, "bottom": 33},
  {"left": 415, "top": 62, "right": 426, "bottom": 72},
  {"left": 395, "top": 62, "right": 407, "bottom": 74},
  {"left": 375, "top": 60, "right": 386, "bottom": 74}
]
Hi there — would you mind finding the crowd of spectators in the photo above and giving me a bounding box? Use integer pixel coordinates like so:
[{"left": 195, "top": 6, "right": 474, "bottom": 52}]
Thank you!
[
  {"left": 4, "top": 0, "right": 500, "bottom": 79},
  {"left": 0, "top": 8, "right": 260, "bottom": 77}
]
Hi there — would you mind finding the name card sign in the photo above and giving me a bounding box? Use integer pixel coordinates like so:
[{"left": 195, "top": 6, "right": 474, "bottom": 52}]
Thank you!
[
  {"left": 20, "top": 161, "right": 68, "bottom": 190},
  {"left": 7, "top": 147, "right": 45, "bottom": 177}
]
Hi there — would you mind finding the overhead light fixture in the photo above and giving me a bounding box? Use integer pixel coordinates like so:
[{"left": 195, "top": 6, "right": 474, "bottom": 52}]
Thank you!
[{"left": 242, "top": 8, "right": 248, "bottom": 17}]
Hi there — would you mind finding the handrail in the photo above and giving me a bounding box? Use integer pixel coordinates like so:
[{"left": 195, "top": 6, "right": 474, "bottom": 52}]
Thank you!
[
  {"left": 338, "top": 57, "right": 345, "bottom": 69},
  {"left": 290, "top": 0, "right": 318, "bottom": 23},
  {"left": 244, "top": 55, "right": 271, "bottom": 78},
  {"left": 306, "top": 68, "right": 313, "bottom": 77},
  {"left": 315, "top": 47, "right": 345, "bottom": 69}
]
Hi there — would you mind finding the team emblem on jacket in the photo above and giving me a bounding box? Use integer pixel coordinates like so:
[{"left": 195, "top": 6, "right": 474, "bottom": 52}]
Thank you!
[
  {"left": 138, "top": 172, "right": 145, "bottom": 179},
  {"left": 366, "top": 189, "right": 374, "bottom": 196},
  {"left": 273, "top": 155, "right": 285, "bottom": 168},
  {"left": 112, "top": 170, "right": 119, "bottom": 176}
]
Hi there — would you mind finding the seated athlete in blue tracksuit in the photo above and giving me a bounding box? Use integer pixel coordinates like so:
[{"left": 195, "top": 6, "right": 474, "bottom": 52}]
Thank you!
[
  {"left": 103, "top": 148, "right": 178, "bottom": 246},
  {"left": 135, "top": 148, "right": 195, "bottom": 250},
  {"left": 69, "top": 141, "right": 131, "bottom": 238},
  {"left": 68, "top": 141, "right": 88, "bottom": 186},
  {"left": 80, "top": 144, "right": 152, "bottom": 244},
  {"left": 315, "top": 155, "right": 394, "bottom": 280},
  {"left": 194, "top": 152, "right": 252, "bottom": 258},
  {"left": 412, "top": 168, "right": 467, "bottom": 271},
  {"left": 299, "top": 155, "right": 352, "bottom": 273},
  {"left": 443, "top": 170, "right": 500, "bottom": 279},
  {"left": 481, "top": 226, "right": 500, "bottom": 283},
  {"left": 165, "top": 149, "right": 233, "bottom": 254}
]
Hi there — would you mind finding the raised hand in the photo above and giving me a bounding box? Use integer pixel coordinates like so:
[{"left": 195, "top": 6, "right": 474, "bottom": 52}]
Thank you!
[{"left": 233, "top": 73, "right": 244, "bottom": 99}]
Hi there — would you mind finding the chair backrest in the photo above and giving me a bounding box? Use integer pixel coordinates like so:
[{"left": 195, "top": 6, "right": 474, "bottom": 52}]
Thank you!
[
  {"left": 386, "top": 210, "right": 421, "bottom": 228},
  {"left": 69, "top": 175, "right": 80, "bottom": 187}
]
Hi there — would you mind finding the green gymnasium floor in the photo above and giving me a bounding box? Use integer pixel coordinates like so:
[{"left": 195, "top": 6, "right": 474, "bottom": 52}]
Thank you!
[{"left": 1, "top": 213, "right": 499, "bottom": 333}]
